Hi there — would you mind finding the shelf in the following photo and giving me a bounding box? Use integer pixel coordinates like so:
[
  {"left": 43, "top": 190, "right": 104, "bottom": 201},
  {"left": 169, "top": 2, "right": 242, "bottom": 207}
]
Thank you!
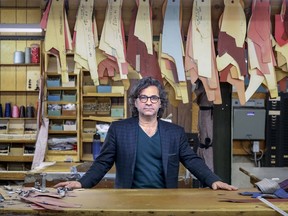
[
  {"left": 48, "top": 130, "right": 77, "bottom": 134},
  {"left": 47, "top": 150, "right": 78, "bottom": 155},
  {"left": 83, "top": 116, "right": 123, "bottom": 123},
  {"left": 0, "top": 155, "right": 33, "bottom": 162},
  {"left": 46, "top": 72, "right": 77, "bottom": 76},
  {"left": 81, "top": 154, "right": 93, "bottom": 161},
  {"left": 47, "top": 87, "right": 77, "bottom": 91},
  {"left": 46, "top": 101, "right": 79, "bottom": 105},
  {"left": 0, "top": 63, "right": 40, "bottom": 67},
  {"left": 48, "top": 116, "right": 77, "bottom": 120},
  {"left": 0, "top": 171, "right": 27, "bottom": 180},
  {"left": 0, "top": 117, "right": 37, "bottom": 120},
  {"left": 83, "top": 93, "right": 124, "bottom": 97},
  {"left": 0, "top": 90, "right": 39, "bottom": 93},
  {"left": 82, "top": 138, "right": 93, "bottom": 142},
  {"left": 0, "top": 139, "right": 36, "bottom": 143}
]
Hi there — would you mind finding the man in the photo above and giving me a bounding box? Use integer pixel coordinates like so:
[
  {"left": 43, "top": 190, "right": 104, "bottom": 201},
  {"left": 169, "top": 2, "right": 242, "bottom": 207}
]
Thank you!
[{"left": 54, "top": 77, "right": 237, "bottom": 190}]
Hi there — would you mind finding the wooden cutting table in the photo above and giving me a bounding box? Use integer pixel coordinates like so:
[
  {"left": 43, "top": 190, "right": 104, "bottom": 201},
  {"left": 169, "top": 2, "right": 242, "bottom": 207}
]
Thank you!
[{"left": 1, "top": 188, "right": 288, "bottom": 215}]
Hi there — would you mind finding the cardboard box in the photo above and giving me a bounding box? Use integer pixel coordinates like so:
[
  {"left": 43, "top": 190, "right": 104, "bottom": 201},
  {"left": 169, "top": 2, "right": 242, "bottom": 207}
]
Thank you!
[
  {"left": 10, "top": 145, "right": 23, "bottom": 156},
  {"left": 62, "top": 109, "right": 76, "bottom": 116}
]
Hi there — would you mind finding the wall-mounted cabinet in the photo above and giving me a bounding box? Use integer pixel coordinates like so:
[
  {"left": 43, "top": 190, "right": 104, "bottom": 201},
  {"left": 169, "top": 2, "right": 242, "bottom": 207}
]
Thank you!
[
  {"left": 80, "top": 70, "right": 127, "bottom": 161},
  {"left": 44, "top": 53, "right": 80, "bottom": 162}
]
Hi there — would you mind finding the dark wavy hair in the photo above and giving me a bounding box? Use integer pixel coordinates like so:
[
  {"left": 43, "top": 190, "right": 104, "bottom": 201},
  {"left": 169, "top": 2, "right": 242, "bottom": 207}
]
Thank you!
[{"left": 128, "top": 77, "right": 168, "bottom": 118}]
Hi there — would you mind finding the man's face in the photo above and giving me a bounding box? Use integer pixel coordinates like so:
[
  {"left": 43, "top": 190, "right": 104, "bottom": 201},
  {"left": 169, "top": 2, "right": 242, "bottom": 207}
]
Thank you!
[{"left": 135, "top": 85, "right": 161, "bottom": 118}]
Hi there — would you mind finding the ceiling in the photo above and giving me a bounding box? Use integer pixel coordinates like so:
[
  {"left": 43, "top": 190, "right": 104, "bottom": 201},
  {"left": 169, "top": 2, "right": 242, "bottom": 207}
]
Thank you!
[{"left": 0, "top": 0, "right": 284, "bottom": 37}]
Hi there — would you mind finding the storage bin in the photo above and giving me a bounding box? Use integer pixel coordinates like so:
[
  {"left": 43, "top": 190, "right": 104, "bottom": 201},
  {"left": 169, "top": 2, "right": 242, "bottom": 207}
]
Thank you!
[
  {"left": 50, "top": 124, "right": 63, "bottom": 131},
  {"left": 83, "top": 98, "right": 97, "bottom": 115},
  {"left": 83, "top": 85, "right": 97, "bottom": 94},
  {"left": 47, "top": 104, "right": 61, "bottom": 116},
  {"left": 62, "top": 77, "right": 75, "bottom": 87},
  {"left": 96, "top": 98, "right": 111, "bottom": 116},
  {"left": 97, "top": 85, "right": 112, "bottom": 93},
  {"left": 8, "top": 119, "right": 25, "bottom": 134},
  {"left": 111, "top": 86, "right": 125, "bottom": 94},
  {"left": 47, "top": 91, "right": 61, "bottom": 101},
  {"left": 0, "top": 119, "right": 8, "bottom": 134},
  {"left": 10, "top": 145, "right": 24, "bottom": 156},
  {"left": 62, "top": 104, "right": 76, "bottom": 116},
  {"left": 111, "top": 106, "right": 124, "bottom": 117},
  {"left": 48, "top": 110, "right": 61, "bottom": 116},
  {"left": 46, "top": 78, "right": 60, "bottom": 87},
  {"left": 62, "top": 109, "right": 76, "bottom": 116},
  {"left": 62, "top": 91, "right": 76, "bottom": 102},
  {"left": 63, "top": 120, "right": 76, "bottom": 131}
]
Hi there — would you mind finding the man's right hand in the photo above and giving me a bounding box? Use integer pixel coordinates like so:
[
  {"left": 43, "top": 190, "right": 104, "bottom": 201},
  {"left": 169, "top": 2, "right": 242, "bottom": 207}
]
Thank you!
[{"left": 53, "top": 181, "right": 82, "bottom": 189}]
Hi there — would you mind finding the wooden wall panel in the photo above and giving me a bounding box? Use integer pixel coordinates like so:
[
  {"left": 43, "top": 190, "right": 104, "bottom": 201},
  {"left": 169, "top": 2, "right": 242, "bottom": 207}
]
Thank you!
[
  {"left": 0, "top": 41, "right": 15, "bottom": 64},
  {"left": 16, "top": 92, "right": 26, "bottom": 107},
  {"left": 16, "top": 67, "right": 26, "bottom": 91},
  {"left": 1, "top": 66, "right": 16, "bottom": 91}
]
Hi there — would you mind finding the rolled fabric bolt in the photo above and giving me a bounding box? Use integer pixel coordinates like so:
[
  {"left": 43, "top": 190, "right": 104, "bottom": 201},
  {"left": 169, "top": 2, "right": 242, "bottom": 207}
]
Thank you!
[
  {"left": 25, "top": 47, "right": 31, "bottom": 64},
  {"left": 4, "top": 103, "right": 11, "bottom": 117},
  {"left": 12, "top": 105, "right": 19, "bottom": 118},
  {"left": 14, "top": 51, "right": 25, "bottom": 64}
]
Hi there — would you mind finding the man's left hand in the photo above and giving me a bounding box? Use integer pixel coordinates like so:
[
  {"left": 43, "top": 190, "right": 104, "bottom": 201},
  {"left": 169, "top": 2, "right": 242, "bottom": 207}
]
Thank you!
[{"left": 211, "top": 181, "right": 238, "bottom": 191}]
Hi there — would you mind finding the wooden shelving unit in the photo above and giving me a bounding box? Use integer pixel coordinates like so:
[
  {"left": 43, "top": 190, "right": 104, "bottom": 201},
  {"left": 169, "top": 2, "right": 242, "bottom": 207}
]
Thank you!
[
  {"left": 0, "top": 34, "right": 42, "bottom": 178},
  {"left": 80, "top": 70, "right": 127, "bottom": 161},
  {"left": 43, "top": 53, "right": 81, "bottom": 162},
  {"left": 0, "top": 3, "right": 42, "bottom": 178}
]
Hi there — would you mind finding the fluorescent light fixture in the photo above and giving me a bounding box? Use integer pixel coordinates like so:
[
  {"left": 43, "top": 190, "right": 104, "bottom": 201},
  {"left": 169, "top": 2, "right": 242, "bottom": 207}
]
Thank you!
[{"left": 0, "top": 24, "right": 42, "bottom": 33}]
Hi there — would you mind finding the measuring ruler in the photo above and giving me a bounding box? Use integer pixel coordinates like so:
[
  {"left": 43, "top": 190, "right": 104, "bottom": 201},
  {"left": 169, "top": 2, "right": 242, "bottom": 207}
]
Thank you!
[{"left": 257, "top": 196, "right": 288, "bottom": 216}]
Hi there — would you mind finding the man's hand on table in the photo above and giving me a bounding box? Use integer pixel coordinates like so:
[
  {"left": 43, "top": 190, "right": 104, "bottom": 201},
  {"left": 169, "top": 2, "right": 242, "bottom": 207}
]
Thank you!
[
  {"left": 212, "top": 181, "right": 238, "bottom": 191},
  {"left": 53, "top": 181, "right": 82, "bottom": 190}
]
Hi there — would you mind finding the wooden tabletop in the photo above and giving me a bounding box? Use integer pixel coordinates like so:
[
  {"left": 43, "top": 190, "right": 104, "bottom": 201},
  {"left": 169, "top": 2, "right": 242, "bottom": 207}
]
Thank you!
[{"left": 1, "top": 188, "right": 288, "bottom": 215}]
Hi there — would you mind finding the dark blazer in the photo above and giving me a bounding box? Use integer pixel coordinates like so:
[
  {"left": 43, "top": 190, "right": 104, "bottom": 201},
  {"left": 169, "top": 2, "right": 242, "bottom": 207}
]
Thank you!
[{"left": 79, "top": 117, "right": 221, "bottom": 188}]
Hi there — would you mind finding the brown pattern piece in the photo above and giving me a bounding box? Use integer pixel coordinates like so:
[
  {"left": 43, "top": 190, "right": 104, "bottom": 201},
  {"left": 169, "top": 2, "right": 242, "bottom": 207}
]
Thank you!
[
  {"left": 127, "top": 3, "right": 162, "bottom": 83},
  {"left": 218, "top": 32, "right": 247, "bottom": 77}
]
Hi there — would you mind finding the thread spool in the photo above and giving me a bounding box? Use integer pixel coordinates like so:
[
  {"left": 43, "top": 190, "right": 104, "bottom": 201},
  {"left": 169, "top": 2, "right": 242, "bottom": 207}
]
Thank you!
[
  {"left": 25, "top": 47, "right": 31, "bottom": 64},
  {"left": 19, "top": 106, "right": 25, "bottom": 118},
  {"left": 31, "top": 44, "right": 40, "bottom": 63},
  {"left": 4, "top": 103, "right": 11, "bottom": 117},
  {"left": 26, "top": 106, "right": 34, "bottom": 118},
  {"left": 12, "top": 105, "right": 19, "bottom": 118},
  {"left": 0, "top": 104, "right": 3, "bottom": 117},
  {"left": 14, "top": 51, "right": 25, "bottom": 64}
]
